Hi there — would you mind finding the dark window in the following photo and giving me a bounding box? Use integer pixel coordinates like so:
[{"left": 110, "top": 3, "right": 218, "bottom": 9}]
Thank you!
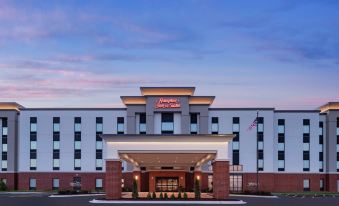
[
  {"left": 278, "top": 134, "right": 285, "bottom": 143},
  {"left": 278, "top": 151, "right": 285, "bottom": 160},
  {"left": 30, "top": 133, "right": 37, "bottom": 141},
  {"left": 30, "top": 117, "right": 37, "bottom": 123},
  {"left": 278, "top": 168, "right": 285, "bottom": 172},
  {"left": 2, "top": 118, "right": 8, "bottom": 127},
  {"left": 337, "top": 136, "right": 339, "bottom": 144},
  {"left": 337, "top": 117, "right": 339, "bottom": 127},
  {"left": 319, "top": 136, "right": 323, "bottom": 144},
  {"left": 117, "top": 117, "right": 124, "bottom": 124},
  {"left": 278, "top": 119, "right": 285, "bottom": 125},
  {"left": 233, "top": 117, "right": 240, "bottom": 124},
  {"left": 303, "top": 151, "right": 310, "bottom": 160},
  {"left": 74, "top": 133, "right": 81, "bottom": 141},
  {"left": 2, "top": 138, "right": 7, "bottom": 144},
  {"left": 162, "top": 113, "right": 173, "bottom": 122},
  {"left": 303, "top": 135, "right": 310, "bottom": 143},
  {"left": 319, "top": 152, "right": 323, "bottom": 161},
  {"left": 53, "top": 152, "right": 60, "bottom": 159},
  {"left": 74, "top": 150, "right": 81, "bottom": 159},
  {"left": 30, "top": 151, "right": 37, "bottom": 159},
  {"left": 257, "top": 117, "right": 264, "bottom": 124},
  {"left": 337, "top": 153, "right": 339, "bottom": 161},
  {"left": 190, "top": 113, "right": 198, "bottom": 124},
  {"left": 140, "top": 113, "right": 146, "bottom": 124},
  {"left": 257, "top": 133, "right": 264, "bottom": 141},
  {"left": 258, "top": 150, "right": 264, "bottom": 159},
  {"left": 53, "top": 134, "right": 60, "bottom": 141},
  {"left": 74, "top": 117, "right": 81, "bottom": 123},
  {"left": 319, "top": 121, "right": 323, "bottom": 128},
  {"left": 212, "top": 117, "right": 218, "bottom": 124},
  {"left": 233, "top": 150, "right": 239, "bottom": 165},
  {"left": 233, "top": 133, "right": 239, "bottom": 142},
  {"left": 53, "top": 117, "right": 60, "bottom": 123},
  {"left": 303, "top": 119, "right": 310, "bottom": 125},
  {"left": 96, "top": 152, "right": 102, "bottom": 159},
  {"left": 96, "top": 117, "right": 103, "bottom": 124},
  {"left": 2, "top": 153, "right": 7, "bottom": 160}
]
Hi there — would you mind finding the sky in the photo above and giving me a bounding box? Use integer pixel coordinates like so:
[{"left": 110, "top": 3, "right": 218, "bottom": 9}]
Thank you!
[{"left": 0, "top": 0, "right": 338, "bottom": 109}]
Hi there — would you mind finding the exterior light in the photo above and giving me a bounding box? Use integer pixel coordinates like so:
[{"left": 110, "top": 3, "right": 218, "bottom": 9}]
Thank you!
[
  {"left": 196, "top": 175, "right": 200, "bottom": 180},
  {"left": 135, "top": 175, "right": 139, "bottom": 180}
]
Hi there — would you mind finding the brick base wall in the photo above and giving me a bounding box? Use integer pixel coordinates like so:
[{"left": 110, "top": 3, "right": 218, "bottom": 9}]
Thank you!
[{"left": 3, "top": 171, "right": 339, "bottom": 193}]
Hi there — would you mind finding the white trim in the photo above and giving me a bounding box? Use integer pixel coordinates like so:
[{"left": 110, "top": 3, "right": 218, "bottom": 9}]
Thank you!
[{"left": 90, "top": 199, "right": 246, "bottom": 204}]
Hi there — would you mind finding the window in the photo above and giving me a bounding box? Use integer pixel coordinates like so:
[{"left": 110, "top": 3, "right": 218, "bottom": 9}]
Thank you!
[
  {"left": 278, "top": 160, "right": 284, "bottom": 170},
  {"left": 211, "top": 117, "right": 218, "bottom": 134},
  {"left": 53, "top": 141, "right": 60, "bottom": 150},
  {"left": 74, "top": 124, "right": 81, "bottom": 132},
  {"left": 95, "top": 179, "right": 103, "bottom": 190},
  {"left": 258, "top": 159, "right": 264, "bottom": 169},
  {"left": 29, "top": 178, "right": 36, "bottom": 190},
  {"left": 1, "top": 160, "right": 7, "bottom": 169},
  {"left": 2, "top": 144, "right": 7, "bottom": 152},
  {"left": 53, "top": 123, "right": 60, "bottom": 132},
  {"left": 303, "top": 119, "right": 310, "bottom": 134},
  {"left": 161, "top": 113, "right": 174, "bottom": 134},
  {"left": 303, "top": 179, "right": 310, "bottom": 191},
  {"left": 257, "top": 124, "right": 264, "bottom": 132},
  {"left": 190, "top": 113, "right": 198, "bottom": 134},
  {"left": 139, "top": 113, "right": 147, "bottom": 134},
  {"left": 30, "top": 123, "right": 37, "bottom": 132},
  {"left": 258, "top": 141, "right": 264, "bottom": 150},
  {"left": 74, "top": 159, "right": 81, "bottom": 169},
  {"left": 53, "top": 159, "right": 60, "bottom": 168},
  {"left": 30, "top": 141, "right": 37, "bottom": 150},
  {"left": 232, "top": 124, "right": 240, "bottom": 132},
  {"left": 278, "top": 125, "right": 284, "bottom": 134},
  {"left": 30, "top": 159, "right": 37, "bottom": 168},
  {"left": 117, "top": 117, "right": 124, "bottom": 134},
  {"left": 2, "top": 127, "right": 8, "bottom": 136},
  {"left": 53, "top": 179, "right": 59, "bottom": 190},
  {"left": 303, "top": 143, "right": 310, "bottom": 151},
  {"left": 96, "top": 123, "right": 103, "bottom": 133},
  {"left": 74, "top": 141, "right": 81, "bottom": 150},
  {"left": 278, "top": 143, "right": 284, "bottom": 151},
  {"left": 303, "top": 160, "right": 310, "bottom": 170},
  {"left": 96, "top": 159, "right": 103, "bottom": 168},
  {"left": 96, "top": 141, "right": 103, "bottom": 150},
  {"left": 232, "top": 142, "right": 239, "bottom": 150}
]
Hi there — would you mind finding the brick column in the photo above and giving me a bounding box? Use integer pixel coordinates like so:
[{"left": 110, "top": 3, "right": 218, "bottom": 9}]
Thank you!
[
  {"left": 133, "top": 170, "right": 141, "bottom": 192},
  {"left": 213, "top": 161, "right": 229, "bottom": 200},
  {"left": 105, "top": 160, "right": 122, "bottom": 200}
]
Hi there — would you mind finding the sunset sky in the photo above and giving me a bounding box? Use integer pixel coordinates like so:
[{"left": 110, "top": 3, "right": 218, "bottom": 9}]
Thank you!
[{"left": 0, "top": 0, "right": 338, "bottom": 109}]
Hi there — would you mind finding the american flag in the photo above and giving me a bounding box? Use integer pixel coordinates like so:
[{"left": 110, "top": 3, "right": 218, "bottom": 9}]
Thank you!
[{"left": 247, "top": 118, "right": 258, "bottom": 131}]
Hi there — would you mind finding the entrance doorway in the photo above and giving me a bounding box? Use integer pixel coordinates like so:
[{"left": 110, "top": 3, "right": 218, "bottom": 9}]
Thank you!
[{"left": 155, "top": 177, "right": 179, "bottom": 192}]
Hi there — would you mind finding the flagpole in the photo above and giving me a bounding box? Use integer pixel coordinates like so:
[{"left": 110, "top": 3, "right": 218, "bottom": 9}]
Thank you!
[{"left": 256, "top": 110, "right": 259, "bottom": 193}]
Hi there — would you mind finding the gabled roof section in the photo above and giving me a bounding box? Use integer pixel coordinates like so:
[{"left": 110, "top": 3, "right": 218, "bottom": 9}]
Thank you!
[
  {"left": 0, "top": 102, "right": 25, "bottom": 111},
  {"left": 140, "top": 87, "right": 195, "bottom": 96}
]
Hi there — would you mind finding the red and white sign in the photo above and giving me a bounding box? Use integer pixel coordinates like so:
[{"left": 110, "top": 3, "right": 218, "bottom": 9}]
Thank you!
[{"left": 155, "top": 98, "right": 181, "bottom": 109}]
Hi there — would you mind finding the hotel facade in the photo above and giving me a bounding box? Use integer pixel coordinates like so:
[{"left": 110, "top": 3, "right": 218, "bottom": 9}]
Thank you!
[{"left": 1, "top": 87, "right": 339, "bottom": 199}]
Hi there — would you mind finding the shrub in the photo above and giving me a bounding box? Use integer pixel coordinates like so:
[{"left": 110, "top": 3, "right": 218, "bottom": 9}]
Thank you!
[
  {"left": 164, "top": 192, "right": 168, "bottom": 199},
  {"left": 0, "top": 181, "right": 7, "bottom": 191},
  {"left": 194, "top": 179, "right": 201, "bottom": 199},
  {"left": 147, "top": 192, "right": 152, "bottom": 199},
  {"left": 132, "top": 179, "right": 139, "bottom": 199},
  {"left": 183, "top": 192, "right": 188, "bottom": 199},
  {"left": 152, "top": 191, "right": 156, "bottom": 199},
  {"left": 159, "top": 192, "right": 164, "bottom": 199},
  {"left": 177, "top": 191, "right": 182, "bottom": 199},
  {"left": 170, "top": 193, "right": 175, "bottom": 199}
]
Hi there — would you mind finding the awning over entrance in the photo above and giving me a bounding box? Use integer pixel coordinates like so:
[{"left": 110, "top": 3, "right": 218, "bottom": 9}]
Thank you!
[
  {"left": 101, "top": 134, "right": 235, "bottom": 168},
  {"left": 101, "top": 134, "right": 234, "bottom": 200}
]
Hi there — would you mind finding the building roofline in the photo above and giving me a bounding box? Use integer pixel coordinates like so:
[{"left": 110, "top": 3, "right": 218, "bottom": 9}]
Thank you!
[
  {"left": 274, "top": 110, "right": 320, "bottom": 113},
  {"left": 140, "top": 87, "right": 195, "bottom": 96}
]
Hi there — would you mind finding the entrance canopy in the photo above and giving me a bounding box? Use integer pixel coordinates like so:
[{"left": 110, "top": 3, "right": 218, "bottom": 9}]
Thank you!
[{"left": 101, "top": 134, "right": 234, "bottom": 170}]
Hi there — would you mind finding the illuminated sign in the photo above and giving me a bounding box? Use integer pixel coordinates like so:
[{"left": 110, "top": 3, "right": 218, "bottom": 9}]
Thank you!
[{"left": 155, "top": 98, "right": 181, "bottom": 109}]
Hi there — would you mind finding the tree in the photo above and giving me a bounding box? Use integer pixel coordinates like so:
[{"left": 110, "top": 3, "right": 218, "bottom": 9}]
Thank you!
[
  {"left": 194, "top": 178, "right": 201, "bottom": 199},
  {"left": 132, "top": 179, "right": 139, "bottom": 199}
]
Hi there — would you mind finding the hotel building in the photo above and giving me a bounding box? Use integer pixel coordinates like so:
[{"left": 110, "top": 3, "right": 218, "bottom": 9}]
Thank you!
[{"left": 1, "top": 87, "right": 339, "bottom": 199}]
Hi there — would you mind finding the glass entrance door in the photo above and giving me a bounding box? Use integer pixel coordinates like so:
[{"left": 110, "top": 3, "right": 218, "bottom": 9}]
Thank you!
[{"left": 155, "top": 177, "right": 179, "bottom": 192}]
